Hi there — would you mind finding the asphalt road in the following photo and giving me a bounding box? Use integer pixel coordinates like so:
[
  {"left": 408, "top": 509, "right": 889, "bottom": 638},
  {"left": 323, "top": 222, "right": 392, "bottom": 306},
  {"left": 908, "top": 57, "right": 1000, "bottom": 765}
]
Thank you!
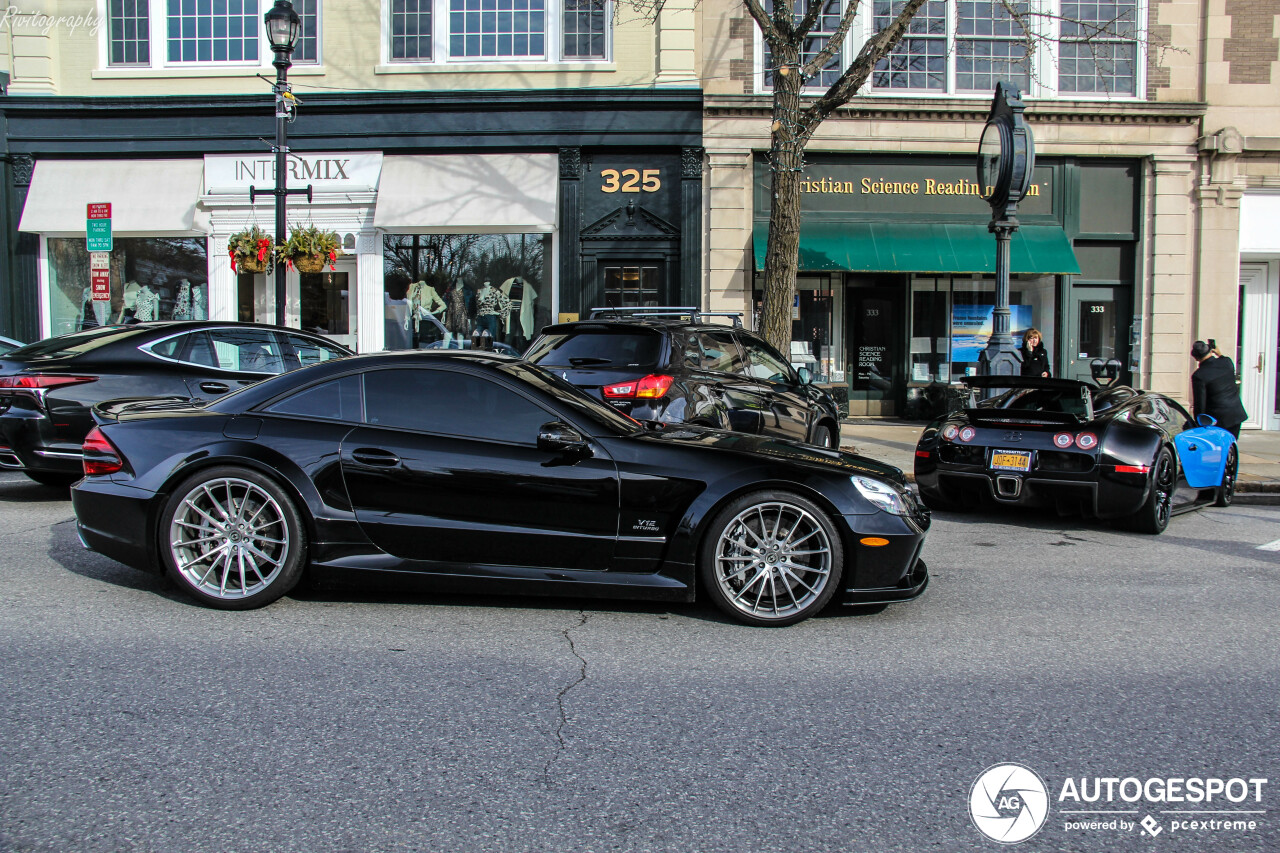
[{"left": 1, "top": 469, "right": 1277, "bottom": 853}]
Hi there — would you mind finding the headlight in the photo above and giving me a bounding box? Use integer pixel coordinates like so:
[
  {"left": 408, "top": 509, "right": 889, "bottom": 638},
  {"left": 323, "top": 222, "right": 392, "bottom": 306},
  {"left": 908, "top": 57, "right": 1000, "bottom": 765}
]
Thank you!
[{"left": 851, "top": 475, "right": 908, "bottom": 516}]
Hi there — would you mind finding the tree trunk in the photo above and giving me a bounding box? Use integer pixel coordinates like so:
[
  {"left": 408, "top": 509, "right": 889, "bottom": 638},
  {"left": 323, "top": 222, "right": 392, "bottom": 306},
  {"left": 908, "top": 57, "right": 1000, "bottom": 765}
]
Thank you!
[{"left": 760, "top": 47, "right": 804, "bottom": 355}]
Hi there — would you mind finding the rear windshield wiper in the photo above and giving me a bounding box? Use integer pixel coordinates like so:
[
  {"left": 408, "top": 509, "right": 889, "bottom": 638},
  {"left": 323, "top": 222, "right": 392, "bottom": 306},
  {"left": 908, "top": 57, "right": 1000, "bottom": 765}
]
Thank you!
[{"left": 567, "top": 356, "right": 613, "bottom": 366}]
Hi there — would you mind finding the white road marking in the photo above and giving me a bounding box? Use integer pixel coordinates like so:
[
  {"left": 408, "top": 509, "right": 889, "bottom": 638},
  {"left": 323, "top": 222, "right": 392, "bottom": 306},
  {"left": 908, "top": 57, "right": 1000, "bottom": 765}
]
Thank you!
[{"left": 1256, "top": 538, "right": 1280, "bottom": 551}]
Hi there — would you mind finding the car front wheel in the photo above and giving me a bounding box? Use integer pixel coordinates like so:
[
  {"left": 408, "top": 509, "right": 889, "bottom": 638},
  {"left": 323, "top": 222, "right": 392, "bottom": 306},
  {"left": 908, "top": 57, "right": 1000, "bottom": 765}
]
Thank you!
[
  {"left": 699, "top": 491, "right": 843, "bottom": 626},
  {"left": 811, "top": 424, "right": 836, "bottom": 449},
  {"left": 1214, "top": 445, "right": 1238, "bottom": 507},
  {"left": 159, "top": 466, "right": 307, "bottom": 609}
]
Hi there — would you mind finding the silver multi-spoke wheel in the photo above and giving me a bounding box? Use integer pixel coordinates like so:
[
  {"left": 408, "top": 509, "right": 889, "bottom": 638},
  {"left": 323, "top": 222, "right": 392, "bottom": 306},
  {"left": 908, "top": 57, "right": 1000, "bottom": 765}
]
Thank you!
[
  {"left": 167, "top": 475, "right": 294, "bottom": 604},
  {"left": 709, "top": 497, "right": 836, "bottom": 624}
]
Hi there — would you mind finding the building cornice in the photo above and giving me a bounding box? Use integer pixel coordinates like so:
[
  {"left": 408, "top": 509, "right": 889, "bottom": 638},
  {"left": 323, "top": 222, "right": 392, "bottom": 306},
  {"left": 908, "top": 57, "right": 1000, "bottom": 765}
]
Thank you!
[{"left": 705, "top": 94, "right": 1205, "bottom": 126}]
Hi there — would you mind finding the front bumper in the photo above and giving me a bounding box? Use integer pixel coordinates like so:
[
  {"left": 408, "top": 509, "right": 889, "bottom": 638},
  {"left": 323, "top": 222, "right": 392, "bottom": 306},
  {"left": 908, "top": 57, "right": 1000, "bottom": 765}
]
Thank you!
[{"left": 839, "top": 505, "right": 930, "bottom": 606}]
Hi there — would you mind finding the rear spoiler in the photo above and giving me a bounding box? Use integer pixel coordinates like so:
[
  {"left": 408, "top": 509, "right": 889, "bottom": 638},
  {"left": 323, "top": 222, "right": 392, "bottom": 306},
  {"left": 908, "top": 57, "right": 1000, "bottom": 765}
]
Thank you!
[
  {"left": 960, "top": 376, "right": 1095, "bottom": 421},
  {"left": 91, "top": 396, "right": 192, "bottom": 425}
]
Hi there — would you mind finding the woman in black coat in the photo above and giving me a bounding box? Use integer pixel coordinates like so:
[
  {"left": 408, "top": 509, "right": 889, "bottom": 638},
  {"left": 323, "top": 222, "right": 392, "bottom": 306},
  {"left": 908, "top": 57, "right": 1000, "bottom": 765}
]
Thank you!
[{"left": 1020, "top": 327, "right": 1051, "bottom": 378}]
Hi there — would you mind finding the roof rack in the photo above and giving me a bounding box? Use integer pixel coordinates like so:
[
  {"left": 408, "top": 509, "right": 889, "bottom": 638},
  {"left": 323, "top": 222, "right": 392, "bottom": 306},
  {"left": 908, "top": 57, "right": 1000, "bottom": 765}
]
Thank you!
[{"left": 587, "top": 306, "right": 743, "bottom": 328}]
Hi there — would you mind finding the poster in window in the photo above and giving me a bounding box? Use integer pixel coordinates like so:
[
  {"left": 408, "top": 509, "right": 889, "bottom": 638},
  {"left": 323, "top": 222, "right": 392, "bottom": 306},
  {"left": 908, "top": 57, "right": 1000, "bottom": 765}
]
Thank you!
[{"left": 951, "top": 305, "right": 1033, "bottom": 363}]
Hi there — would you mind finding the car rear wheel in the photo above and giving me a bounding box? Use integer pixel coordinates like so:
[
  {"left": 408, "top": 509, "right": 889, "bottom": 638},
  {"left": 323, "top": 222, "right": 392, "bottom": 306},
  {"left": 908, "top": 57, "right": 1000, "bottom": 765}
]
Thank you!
[
  {"left": 699, "top": 491, "right": 843, "bottom": 627},
  {"left": 811, "top": 424, "right": 836, "bottom": 449},
  {"left": 160, "top": 466, "right": 307, "bottom": 609},
  {"left": 24, "top": 470, "right": 80, "bottom": 488},
  {"left": 1128, "top": 447, "right": 1175, "bottom": 534},
  {"left": 1214, "top": 445, "right": 1238, "bottom": 507}
]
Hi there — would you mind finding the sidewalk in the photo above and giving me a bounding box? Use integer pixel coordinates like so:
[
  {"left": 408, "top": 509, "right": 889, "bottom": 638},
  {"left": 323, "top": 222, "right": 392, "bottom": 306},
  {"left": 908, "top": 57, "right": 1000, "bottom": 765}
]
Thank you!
[{"left": 840, "top": 419, "right": 1280, "bottom": 502}]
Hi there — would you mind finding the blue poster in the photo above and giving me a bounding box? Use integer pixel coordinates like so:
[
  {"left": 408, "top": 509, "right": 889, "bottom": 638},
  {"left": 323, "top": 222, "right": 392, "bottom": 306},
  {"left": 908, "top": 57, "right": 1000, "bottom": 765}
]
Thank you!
[{"left": 951, "top": 305, "right": 1033, "bottom": 362}]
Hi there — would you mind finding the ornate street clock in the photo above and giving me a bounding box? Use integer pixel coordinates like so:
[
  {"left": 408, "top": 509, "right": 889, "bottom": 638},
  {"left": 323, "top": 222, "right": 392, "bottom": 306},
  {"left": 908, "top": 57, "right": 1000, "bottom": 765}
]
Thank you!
[{"left": 977, "top": 82, "right": 1036, "bottom": 223}]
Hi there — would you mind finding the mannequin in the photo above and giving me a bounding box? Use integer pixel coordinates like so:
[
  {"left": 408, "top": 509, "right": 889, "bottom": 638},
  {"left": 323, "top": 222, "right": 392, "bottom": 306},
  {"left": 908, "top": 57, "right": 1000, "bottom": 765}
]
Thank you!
[
  {"left": 79, "top": 285, "right": 107, "bottom": 330},
  {"left": 117, "top": 281, "right": 141, "bottom": 323},
  {"left": 132, "top": 284, "right": 160, "bottom": 322},
  {"left": 473, "top": 279, "right": 509, "bottom": 342},
  {"left": 191, "top": 284, "right": 207, "bottom": 320},
  {"left": 405, "top": 280, "right": 446, "bottom": 332},
  {"left": 173, "top": 280, "right": 192, "bottom": 320},
  {"left": 443, "top": 279, "right": 470, "bottom": 347},
  {"left": 500, "top": 276, "right": 537, "bottom": 341}
]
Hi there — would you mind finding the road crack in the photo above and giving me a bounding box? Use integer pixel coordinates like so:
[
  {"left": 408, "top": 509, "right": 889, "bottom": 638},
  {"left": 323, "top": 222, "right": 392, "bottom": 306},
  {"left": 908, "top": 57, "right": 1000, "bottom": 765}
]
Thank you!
[{"left": 542, "top": 611, "right": 589, "bottom": 786}]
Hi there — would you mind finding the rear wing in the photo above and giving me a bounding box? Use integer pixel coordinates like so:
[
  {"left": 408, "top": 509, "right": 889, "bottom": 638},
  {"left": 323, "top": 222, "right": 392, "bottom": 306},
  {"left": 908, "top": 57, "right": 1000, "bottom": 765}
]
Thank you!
[
  {"left": 960, "top": 375, "right": 1096, "bottom": 422},
  {"left": 587, "top": 306, "right": 743, "bottom": 328}
]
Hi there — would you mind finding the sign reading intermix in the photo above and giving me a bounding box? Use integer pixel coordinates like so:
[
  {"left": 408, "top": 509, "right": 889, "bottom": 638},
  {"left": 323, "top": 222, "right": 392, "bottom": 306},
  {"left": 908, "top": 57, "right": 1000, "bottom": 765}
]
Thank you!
[{"left": 202, "top": 151, "right": 383, "bottom": 195}]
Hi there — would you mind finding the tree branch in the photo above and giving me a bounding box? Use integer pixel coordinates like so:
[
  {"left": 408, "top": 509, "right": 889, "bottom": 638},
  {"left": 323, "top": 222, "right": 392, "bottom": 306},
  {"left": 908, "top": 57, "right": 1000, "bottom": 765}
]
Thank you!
[
  {"left": 743, "top": 0, "right": 781, "bottom": 45},
  {"left": 801, "top": 0, "right": 862, "bottom": 81}
]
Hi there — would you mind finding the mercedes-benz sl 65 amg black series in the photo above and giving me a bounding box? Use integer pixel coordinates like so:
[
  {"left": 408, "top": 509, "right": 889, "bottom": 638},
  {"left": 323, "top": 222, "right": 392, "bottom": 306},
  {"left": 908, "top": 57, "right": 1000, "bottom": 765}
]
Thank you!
[
  {"left": 71, "top": 351, "right": 929, "bottom": 626},
  {"left": 914, "top": 376, "right": 1239, "bottom": 534}
]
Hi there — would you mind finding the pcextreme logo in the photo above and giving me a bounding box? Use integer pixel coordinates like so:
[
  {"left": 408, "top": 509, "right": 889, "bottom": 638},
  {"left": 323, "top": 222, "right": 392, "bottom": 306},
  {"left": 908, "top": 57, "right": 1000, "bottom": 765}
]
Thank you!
[{"left": 970, "top": 764, "right": 1269, "bottom": 844}]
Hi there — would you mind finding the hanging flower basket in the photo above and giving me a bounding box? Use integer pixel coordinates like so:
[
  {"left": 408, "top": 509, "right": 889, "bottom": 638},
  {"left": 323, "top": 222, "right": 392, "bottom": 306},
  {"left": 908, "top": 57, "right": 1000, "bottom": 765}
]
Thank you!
[
  {"left": 294, "top": 254, "right": 327, "bottom": 274},
  {"left": 277, "top": 225, "right": 342, "bottom": 273},
  {"left": 227, "top": 225, "right": 274, "bottom": 275}
]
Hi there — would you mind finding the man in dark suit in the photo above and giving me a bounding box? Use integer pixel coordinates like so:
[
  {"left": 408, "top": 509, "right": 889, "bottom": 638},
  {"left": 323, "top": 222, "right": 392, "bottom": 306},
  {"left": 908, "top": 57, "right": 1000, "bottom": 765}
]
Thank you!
[{"left": 1191, "top": 339, "right": 1248, "bottom": 438}]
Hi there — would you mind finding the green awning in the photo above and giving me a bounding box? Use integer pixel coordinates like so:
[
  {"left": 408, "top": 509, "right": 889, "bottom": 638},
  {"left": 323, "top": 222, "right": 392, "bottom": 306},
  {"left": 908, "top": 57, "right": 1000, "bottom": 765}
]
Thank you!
[{"left": 752, "top": 221, "right": 1082, "bottom": 275}]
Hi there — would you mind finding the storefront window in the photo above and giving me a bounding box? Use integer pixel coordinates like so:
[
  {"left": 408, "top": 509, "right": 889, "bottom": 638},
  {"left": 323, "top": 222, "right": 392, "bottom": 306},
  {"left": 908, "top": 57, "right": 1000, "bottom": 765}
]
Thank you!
[
  {"left": 47, "top": 237, "right": 209, "bottom": 338},
  {"left": 382, "top": 233, "right": 552, "bottom": 353},
  {"left": 940, "top": 275, "right": 1055, "bottom": 379},
  {"left": 751, "top": 276, "right": 844, "bottom": 383}
]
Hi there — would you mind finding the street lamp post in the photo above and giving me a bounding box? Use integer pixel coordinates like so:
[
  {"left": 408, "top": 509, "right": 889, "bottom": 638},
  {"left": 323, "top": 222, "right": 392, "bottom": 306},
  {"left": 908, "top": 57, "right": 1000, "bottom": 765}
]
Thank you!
[
  {"left": 250, "top": 0, "right": 309, "bottom": 327},
  {"left": 976, "top": 82, "right": 1036, "bottom": 380}
]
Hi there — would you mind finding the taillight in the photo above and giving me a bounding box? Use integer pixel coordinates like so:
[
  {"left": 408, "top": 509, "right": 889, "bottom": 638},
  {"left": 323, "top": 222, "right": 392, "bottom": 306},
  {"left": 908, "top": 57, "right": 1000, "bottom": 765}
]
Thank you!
[
  {"left": 602, "top": 374, "right": 674, "bottom": 400},
  {"left": 0, "top": 374, "right": 96, "bottom": 391},
  {"left": 1053, "top": 432, "right": 1074, "bottom": 448},
  {"left": 82, "top": 426, "right": 124, "bottom": 476},
  {"left": 958, "top": 426, "right": 976, "bottom": 442},
  {"left": 1075, "top": 432, "right": 1098, "bottom": 450},
  {"left": 941, "top": 424, "right": 959, "bottom": 441}
]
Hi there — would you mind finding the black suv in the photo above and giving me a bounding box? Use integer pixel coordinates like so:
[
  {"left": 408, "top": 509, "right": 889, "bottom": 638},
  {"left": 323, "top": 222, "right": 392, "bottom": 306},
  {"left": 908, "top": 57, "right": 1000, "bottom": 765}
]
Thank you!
[{"left": 525, "top": 308, "right": 841, "bottom": 447}]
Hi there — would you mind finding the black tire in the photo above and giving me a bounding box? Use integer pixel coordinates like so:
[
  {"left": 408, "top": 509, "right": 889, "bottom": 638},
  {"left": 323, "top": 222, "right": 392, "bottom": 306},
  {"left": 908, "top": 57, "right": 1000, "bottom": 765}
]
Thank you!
[
  {"left": 1213, "top": 445, "right": 1238, "bottom": 507},
  {"left": 811, "top": 423, "right": 836, "bottom": 449},
  {"left": 159, "top": 465, "right": 307, "bottom": 610},
  {"left": 24, "top": 470, "right": 80, "bottom": 488},
  {"left": 1128, "top": 447, "right": 1175, "bottom": 535},
  {"left": 699, "top": 490, "right": 843, "bottom": 627}
]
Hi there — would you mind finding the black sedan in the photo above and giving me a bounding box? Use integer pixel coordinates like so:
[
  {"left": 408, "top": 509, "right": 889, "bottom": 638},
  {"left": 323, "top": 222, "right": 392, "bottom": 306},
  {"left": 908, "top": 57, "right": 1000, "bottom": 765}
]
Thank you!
[
  {"left": 0, "top": 322, "right": 351, "bottom": 487},
  {"left": 914, "top": 376, "right": 1239, "bottom": 534},
  {"left": 71, "top": 351, "right": 929, "bottom": 626}
]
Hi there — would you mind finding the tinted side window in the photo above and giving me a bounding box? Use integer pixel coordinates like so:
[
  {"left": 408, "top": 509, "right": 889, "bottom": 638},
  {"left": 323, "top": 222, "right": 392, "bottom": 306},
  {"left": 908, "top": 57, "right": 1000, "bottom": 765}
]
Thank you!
[
  {"left": 1166, "top": 398, "right": 1194, "bottom": 426},
  {"left": 266, "top": 375, "right": 363, "bottom": 422},
  {"left": 739, "top": 336, "right": 794, "bottom": 383},
  {"left": 289, "top": 334, "right": 348, "bottom": 367},
  {"left": 147, "top": 332, "right": 194, "bottom": 361},
  {"left": 364, "top": 368, "right": 549, "bottom": 445},
  {"left": 207, "top": 328, "right": 290, "bottom": 374},
  {"left": 684, "top": 331, "right": 744, "bottom": 374}
]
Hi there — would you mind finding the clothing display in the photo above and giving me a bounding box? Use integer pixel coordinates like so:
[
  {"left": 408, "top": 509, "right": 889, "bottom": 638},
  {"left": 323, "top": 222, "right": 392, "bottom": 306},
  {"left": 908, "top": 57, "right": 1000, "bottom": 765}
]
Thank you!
[
  {"left": 133, "top": 285, "right": 160, "bottom": 322},
  {"left": 406, "top": 281, "right": 446, "bottom": 332},
  {"left": 500, "top": 277, "right": 538, "bottom": 339},
  {"left": 191, "top": 285, "right": 207, "bottom": 320},
  {"left": 476, "top": 313, "right": 501, "bottom": 338},
  {"left": 444, "top": 283, "right": 470, "bottom": 334},
  {"left": 384, "top": 294, "right": 412, "bottom": 350},
  {"left": 117, "top": 281, "right": 141, "bottom": 323},
  {"left": 474, "top": 281, "right": 511, "bottom": 336},
  {"left": 173, "top": 280, "right": 192, "bottom": 320},
  {"left": 78, "top": 286, "right": 107, "bottom": 330}
]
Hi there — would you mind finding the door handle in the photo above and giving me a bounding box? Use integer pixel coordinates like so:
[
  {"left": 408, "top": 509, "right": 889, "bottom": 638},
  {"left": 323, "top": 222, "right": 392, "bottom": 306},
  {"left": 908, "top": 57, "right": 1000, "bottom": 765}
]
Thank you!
[
  {"left": 199, "top": 382, "right": 230, "bottom": 394},
  {"left": 1259, "top": 354, "right": 1265, "bottom": 373},
  {"left": 351, "top": 448, "right": 400, "bottom": 467}
]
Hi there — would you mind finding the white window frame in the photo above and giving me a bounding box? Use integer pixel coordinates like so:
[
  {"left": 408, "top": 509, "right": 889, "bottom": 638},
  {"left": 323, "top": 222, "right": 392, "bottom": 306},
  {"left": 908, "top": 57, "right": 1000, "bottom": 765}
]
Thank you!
[
  {"left": 96, "top": 0, "right": 324, "bottom": 73},
  {"left": 379, "top": 0, "right": 612, "bottom": 67},
  {"left": 752, "top": 0, "right": 1147, "bottom": 101}
]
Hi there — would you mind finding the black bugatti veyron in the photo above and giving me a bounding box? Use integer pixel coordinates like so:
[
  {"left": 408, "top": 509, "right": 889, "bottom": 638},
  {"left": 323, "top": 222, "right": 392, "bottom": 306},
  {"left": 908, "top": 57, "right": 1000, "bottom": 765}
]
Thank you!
[{"left": 913, "top": 375, "right": 1239, "bottom": 534}]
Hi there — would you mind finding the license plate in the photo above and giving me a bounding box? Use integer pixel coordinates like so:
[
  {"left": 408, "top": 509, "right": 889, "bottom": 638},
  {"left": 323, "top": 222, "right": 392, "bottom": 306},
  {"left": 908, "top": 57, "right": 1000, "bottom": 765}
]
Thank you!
[{"left": 990, "top": 450, "right": 1032, "bottom": 472}]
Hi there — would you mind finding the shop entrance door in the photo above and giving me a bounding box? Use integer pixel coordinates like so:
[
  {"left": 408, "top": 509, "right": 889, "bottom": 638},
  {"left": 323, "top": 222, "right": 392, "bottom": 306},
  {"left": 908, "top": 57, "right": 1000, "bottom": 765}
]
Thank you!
[
  {"left": 1238, "top": 262, "right": 1276, "bottom": 430},
  {"left": 600, "top": 261, "right": 664, "bottom": 308},
  {"left": 844, "top": 281, "right": 904, "bottom": 416},
  {"left": 1065, "top": 285, "right": 1131, "bottom": 385},
  {"left": 238, "top": 258, "right": 358, "bottom": 351}
]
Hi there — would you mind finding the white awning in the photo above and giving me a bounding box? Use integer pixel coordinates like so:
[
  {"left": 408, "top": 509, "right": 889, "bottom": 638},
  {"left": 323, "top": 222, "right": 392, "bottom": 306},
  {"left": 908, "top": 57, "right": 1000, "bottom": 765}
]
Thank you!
[
  {"left": 374, "top": 154, "right": 557, "bottom": 231},
  {"left": 1240, "top": 194, "right": 1280, "bottom": 253},
  {"left": 19, "top": 159, "right": 207, "bottom": 234}
]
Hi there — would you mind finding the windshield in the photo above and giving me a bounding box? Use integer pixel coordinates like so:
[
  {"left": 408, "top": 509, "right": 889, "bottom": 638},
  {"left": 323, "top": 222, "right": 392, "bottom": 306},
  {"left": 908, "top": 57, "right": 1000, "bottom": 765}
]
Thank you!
[
  {"left": 500, "top": 360, "right": 643, "bottom": 436},
  {"left": 525, "top": 328, "right": 663, "bottom": 369},
  {"left": 7, "top": 326, "right": 138, "bottom": 359},
  {"left": 985, "top": 386, "right": 1089, "bottom": 417}
]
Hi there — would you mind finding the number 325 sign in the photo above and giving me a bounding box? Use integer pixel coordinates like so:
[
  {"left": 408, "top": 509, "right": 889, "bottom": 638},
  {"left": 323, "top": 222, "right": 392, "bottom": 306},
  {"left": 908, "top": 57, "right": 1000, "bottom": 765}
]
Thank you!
[{"left": 600, "top": 169, "right": 661, "bottom": 193}]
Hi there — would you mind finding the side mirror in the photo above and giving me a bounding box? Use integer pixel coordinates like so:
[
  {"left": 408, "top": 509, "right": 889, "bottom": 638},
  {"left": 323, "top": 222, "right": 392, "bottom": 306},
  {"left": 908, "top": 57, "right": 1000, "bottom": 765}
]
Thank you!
[
  {"left": 537, "top": 421, "right": 589, "bottom": 454},
  {"left": 797, "top": 366, "right": 813, "bottom": 385},
  {"left": 1196, "top": 413, "right": 1219, "bottom": 428}
]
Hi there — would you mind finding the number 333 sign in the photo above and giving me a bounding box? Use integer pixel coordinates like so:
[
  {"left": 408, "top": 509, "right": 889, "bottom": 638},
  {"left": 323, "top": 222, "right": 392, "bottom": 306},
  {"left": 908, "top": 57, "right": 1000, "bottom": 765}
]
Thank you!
[{"left": 600, "top": 169, "right": 661, "bottom": 193}]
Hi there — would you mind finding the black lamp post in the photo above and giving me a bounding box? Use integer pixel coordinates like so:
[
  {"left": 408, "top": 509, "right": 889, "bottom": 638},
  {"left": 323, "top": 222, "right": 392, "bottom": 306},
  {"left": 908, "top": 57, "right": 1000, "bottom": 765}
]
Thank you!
[
  {"left": 250, "top": 0, "right": 310, "bottom": 327},
  {"left": 977, "top": 82, "right": 1036, "bottom": 379}
]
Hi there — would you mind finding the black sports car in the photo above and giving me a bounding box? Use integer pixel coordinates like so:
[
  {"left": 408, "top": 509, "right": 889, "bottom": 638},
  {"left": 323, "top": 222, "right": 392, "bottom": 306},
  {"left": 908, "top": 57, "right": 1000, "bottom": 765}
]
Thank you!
[
  {"left": 525, "top": 309, "right": 843, "bottom": 448},
  {"left": 71, "top": 351, "right": 929, "bottom": 626},
  {"left": 914, "top": 376, "right": 1239, "bottom": 534},
  {"left": 0, "top": 322, "right": 351, "bottom": 487}
]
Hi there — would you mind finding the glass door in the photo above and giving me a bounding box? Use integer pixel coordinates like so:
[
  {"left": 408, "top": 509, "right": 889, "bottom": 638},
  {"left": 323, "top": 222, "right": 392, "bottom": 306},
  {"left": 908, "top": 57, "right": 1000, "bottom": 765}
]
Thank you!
[
  {"left": 601, "top": 262, "right": 662, "bottom": 308},
  {"left": 1238, "top": 262, "right": 1276, "bottom": 430},
  {"left": 1065, "top": 285, "right": 1131, "bottom": 385},
  {"left": 295, "top": 258, "right": 358, "bottom": 352}
]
